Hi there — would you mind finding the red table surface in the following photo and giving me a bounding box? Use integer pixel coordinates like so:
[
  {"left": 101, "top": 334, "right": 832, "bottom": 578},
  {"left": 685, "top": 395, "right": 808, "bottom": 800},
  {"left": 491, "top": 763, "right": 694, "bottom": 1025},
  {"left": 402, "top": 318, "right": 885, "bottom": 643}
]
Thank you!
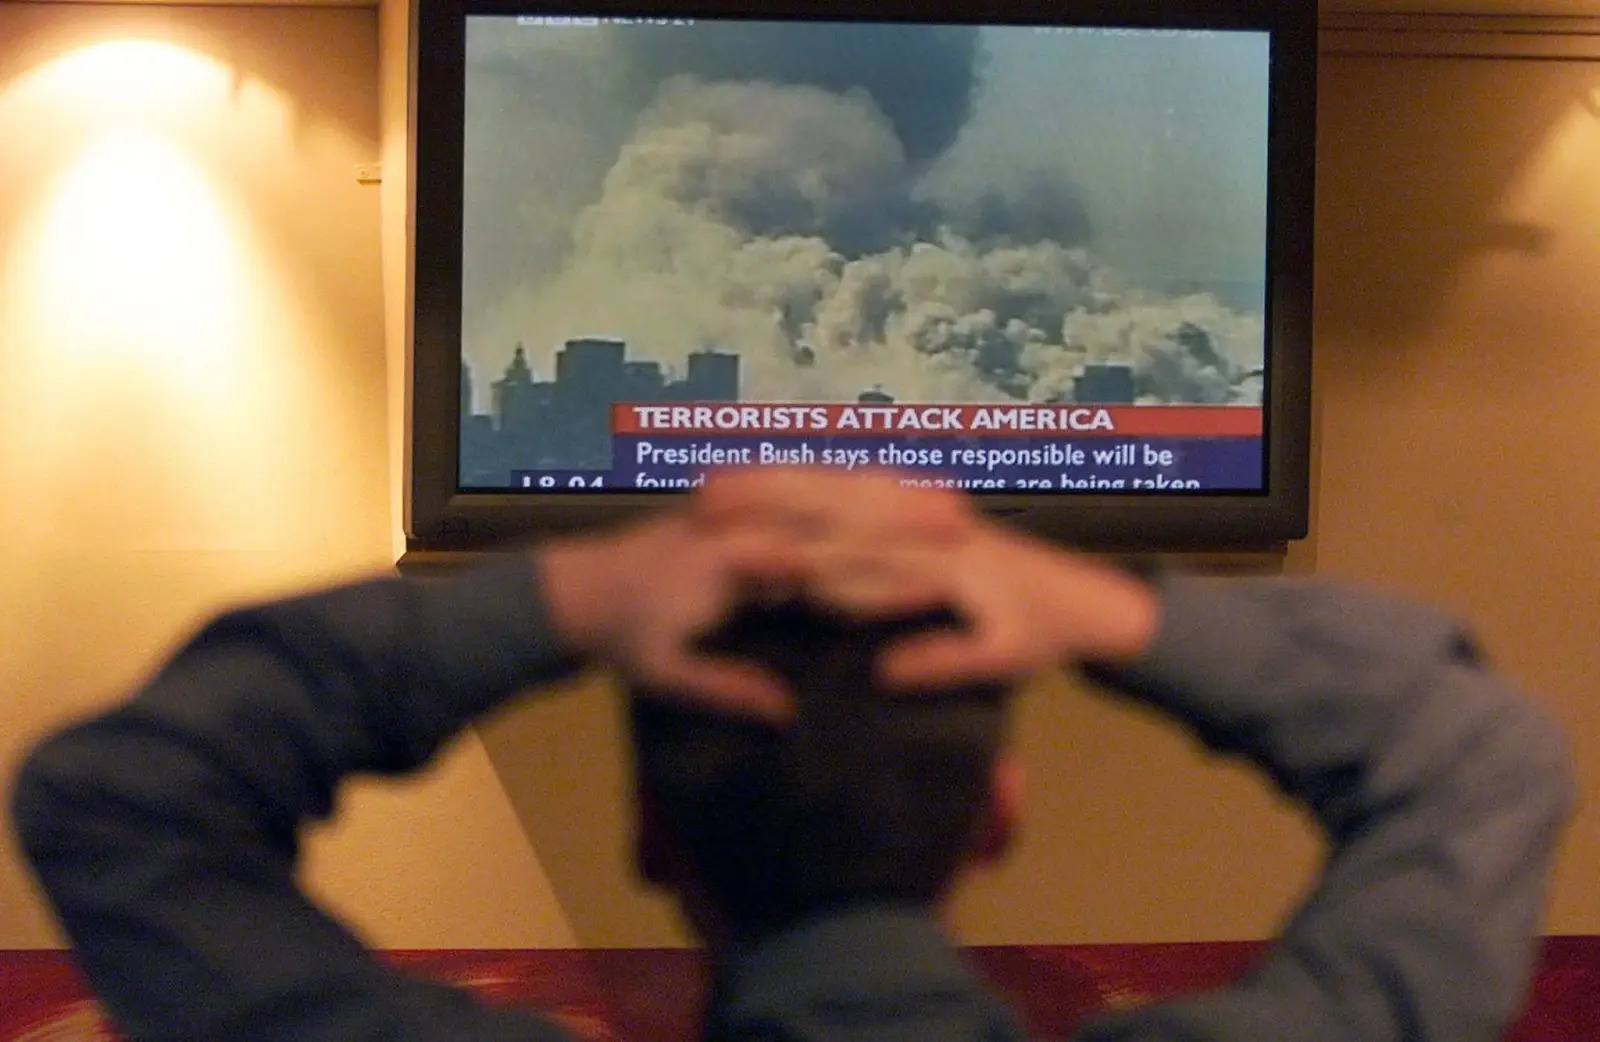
[{"left": 4, "top": 939, "right": 1597, "bottom": 1040}]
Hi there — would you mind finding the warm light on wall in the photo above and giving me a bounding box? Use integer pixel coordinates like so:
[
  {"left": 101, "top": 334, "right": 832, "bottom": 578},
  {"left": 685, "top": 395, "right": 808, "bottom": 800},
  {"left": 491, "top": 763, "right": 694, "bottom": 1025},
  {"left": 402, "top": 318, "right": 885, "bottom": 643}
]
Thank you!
[
  {"left": 7, "top": 38, "right": 233, "bottom": 128},
  {"left": 25, "top": 129, "right": 246, "bottom": 396},
  {"left": 1495, "top": 89, "right": 1600, "bottom": 233},
  {"left": 0, "top": 33, "right": 329, "bottom": 553},
  {"left": 0, "top": 4, "right": 406, "bottom": 956},
  {"left": 4, "top": 38, "right": 258, "bottom": 467}
]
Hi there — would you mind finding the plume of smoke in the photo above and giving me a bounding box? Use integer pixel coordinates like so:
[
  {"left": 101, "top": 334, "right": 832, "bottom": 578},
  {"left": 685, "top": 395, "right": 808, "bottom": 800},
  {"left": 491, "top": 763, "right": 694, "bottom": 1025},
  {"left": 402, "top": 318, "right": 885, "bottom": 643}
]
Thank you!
[
  {"left": 1056, "top": 295, "right": 1265, "bottom": 404},
  {"left": 934, "top": 174, "right": 1095, "bottom": 249},
  {"left": 599, "top": 78, "right": 913, "bottom": 252},
  {"left": 508, "top": 77, "right": 1263, "bottom": 406},
  {"left": 464, "top": 27, "right": 636, "bottom": 357},
  {"left": 609, "top": 22, "right": 980, "bottom": 166}
]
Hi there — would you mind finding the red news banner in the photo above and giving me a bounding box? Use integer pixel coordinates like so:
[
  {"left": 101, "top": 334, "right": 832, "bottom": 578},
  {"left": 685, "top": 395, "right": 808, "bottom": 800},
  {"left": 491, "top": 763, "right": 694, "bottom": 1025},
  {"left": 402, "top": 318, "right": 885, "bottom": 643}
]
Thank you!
[{"left": 612, "top": 403, "right": 1263, "bottom": 438}]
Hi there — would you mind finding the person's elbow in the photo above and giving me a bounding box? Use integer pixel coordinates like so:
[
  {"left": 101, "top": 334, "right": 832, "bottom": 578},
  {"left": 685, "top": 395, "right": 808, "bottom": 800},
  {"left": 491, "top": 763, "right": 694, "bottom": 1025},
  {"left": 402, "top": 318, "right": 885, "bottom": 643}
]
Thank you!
[
  {"left": 1517, "top": 703, "right": 1578, "bottom": 842},
  {"left": 10, "top": 722, "right": 114, "bottom": 870}
]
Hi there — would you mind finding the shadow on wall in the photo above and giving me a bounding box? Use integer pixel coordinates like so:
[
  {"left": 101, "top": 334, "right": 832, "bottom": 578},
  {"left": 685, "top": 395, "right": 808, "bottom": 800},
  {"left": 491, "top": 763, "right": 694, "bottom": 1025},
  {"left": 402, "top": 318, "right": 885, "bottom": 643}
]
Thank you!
[
  {"left": 1288, "top": 52, "right": 1595, "bottom": 575},
  {"left": 477, "top": 677, "right": 694, "bottom": 947},
  {"left": 1302, "top": 48, "right": 1600, "bottom": 718},
  {"left": 1312, "top": 54, "right": 1587, "bottom": 345}
]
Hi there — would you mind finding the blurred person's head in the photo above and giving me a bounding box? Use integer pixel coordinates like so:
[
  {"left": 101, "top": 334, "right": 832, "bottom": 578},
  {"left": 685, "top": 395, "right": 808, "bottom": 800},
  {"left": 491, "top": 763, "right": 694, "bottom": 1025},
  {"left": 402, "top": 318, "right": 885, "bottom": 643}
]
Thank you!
[{"left": 627, "top": 599, "right": 1022, "bottom": 952}]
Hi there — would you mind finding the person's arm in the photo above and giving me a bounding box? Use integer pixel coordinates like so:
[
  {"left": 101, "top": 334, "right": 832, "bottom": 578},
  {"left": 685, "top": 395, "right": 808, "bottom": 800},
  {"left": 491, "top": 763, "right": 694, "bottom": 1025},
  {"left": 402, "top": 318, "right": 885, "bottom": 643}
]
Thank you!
[
  {"left": 1075, "top": 575, "right": 1575, "bottom": 1042},
  {"left": 627, "top": 469, "right": 1576, "bottom": 1040},
  {"left": 10, "top": 556, "right": 588, "bottom": 1042}
]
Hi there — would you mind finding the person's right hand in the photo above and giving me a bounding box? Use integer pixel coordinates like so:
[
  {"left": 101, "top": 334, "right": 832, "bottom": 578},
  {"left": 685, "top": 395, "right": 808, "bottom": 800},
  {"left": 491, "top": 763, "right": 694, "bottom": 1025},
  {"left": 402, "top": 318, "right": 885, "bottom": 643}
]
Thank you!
[{"left": 536, "top": 512, "right": 805, "bottom": 722}]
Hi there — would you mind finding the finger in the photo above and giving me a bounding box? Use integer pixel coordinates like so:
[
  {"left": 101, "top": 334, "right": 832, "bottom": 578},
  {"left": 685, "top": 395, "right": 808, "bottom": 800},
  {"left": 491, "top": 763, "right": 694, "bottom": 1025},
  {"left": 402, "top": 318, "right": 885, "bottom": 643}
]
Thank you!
[
  {"left": 697, "top": 467, "right": 975, "bottom": 541},
  {"left": 876, "top": 631, "right": 1037, "bottom": 690},
  {"left": 715, "top": 525, "right": 942, "bottom": 601},
  {"left": 695, "top": 467, "right": 840, "bottom": 525},
  {"left": 823, "top": 480, "right": 974, "bottom": 542},
  {"left": 796, "top": 530, "right": 952, "bottom": 569},
  {"left": 713, "top": 529, "right": 823, "bottom": 608},
  {"left": 806, "top": 573, "right": 955, "bottom": 618},
  {"left": 648, "top": 654, "right": 795, "bottom": 724},
  {"left": 822, "top": 472, "right": 976, "bottom": 537},
  {"left": 715, "top": 525, "right": 810, "bottom": 580},
  {"left": 753, "top": 544, "right": 966, "bottom": 617}
]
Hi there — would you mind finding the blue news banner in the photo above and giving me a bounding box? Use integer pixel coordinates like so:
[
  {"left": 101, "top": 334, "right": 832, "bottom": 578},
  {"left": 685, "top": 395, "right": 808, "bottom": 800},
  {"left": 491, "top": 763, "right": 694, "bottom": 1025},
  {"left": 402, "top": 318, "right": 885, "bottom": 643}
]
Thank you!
[{"left": 513, "top": 435, "right": 1265, "bottom": 492}]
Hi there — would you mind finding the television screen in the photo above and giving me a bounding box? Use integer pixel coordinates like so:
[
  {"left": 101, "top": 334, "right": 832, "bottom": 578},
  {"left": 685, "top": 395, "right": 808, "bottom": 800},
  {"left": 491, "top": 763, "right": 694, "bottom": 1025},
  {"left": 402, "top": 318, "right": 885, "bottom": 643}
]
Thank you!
[
  {"left": 408, "top": 0, "right": 1313, "bottom": 552},
  {"left": 460, "top": 16, "right": 1270, "bottom": 495}
]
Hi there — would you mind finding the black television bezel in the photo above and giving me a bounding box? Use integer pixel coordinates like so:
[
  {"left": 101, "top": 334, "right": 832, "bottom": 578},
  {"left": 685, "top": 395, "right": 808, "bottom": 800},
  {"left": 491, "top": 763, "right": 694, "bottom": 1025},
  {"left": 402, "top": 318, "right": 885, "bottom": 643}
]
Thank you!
[{"left": 406, "top": 0, "right": 1315, "bottom": 555}]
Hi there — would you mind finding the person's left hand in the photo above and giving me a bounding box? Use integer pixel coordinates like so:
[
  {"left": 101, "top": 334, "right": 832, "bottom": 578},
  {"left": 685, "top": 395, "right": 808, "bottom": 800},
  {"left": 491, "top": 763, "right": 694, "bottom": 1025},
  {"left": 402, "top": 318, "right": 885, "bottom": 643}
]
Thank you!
[
  {"left": 695, "top": 465, "right": 976, "bottom": 547},
  {"left": 536, "top": 512, "right": 807, "bottom": 722}
]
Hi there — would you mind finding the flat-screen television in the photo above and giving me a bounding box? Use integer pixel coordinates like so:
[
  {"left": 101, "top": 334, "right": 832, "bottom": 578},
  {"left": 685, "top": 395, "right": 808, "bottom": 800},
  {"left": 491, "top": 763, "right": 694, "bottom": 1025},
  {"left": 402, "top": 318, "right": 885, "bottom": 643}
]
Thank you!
[{"left": 406, "top": 0, "right": 1315, "bottom": 556}]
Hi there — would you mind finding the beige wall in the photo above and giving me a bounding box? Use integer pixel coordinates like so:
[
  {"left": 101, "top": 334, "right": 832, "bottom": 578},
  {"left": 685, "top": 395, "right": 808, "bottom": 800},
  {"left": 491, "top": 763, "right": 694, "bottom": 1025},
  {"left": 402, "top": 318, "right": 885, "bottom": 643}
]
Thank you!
[
  {"left": 0, "top": 2, "right": 573, "bottom": 949},
  {"left": 1301, "top": 49, "right": 1600, "bottom": 933},
  {"left": 472, "top": 41, "right": 1600, "bottom": 946},
  {"left": 2, "top": 7, "right": 1597, "bottom": 954}
]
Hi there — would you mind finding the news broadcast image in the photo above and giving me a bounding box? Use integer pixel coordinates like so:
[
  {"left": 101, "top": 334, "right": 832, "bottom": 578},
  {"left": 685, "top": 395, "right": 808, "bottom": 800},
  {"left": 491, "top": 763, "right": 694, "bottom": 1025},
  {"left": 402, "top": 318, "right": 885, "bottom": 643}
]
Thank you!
[{"left": 458, "top": 18, "right": 1271, "bottom": 493}]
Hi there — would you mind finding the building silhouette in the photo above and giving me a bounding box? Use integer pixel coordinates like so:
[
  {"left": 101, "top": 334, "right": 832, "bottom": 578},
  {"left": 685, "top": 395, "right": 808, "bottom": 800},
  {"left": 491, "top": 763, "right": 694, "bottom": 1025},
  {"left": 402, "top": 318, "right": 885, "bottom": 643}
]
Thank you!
[
  {"left": 460, "top": 360, "right": 497, "bottom": 479},
  {"left": 461, "top": 336, "right": 740, "bottom": 486},
  {"left": 1072, "top": 363, "right": 1136, "bottom": 404}
]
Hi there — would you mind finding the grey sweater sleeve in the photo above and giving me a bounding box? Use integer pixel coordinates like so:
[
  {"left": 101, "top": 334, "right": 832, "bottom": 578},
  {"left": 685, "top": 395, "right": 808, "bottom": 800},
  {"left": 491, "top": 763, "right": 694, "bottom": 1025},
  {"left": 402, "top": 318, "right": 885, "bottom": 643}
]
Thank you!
[
  {"left": 11, "top": 557, "right": 582, "bottom": 1042},
  {"left": 1075, "top": 576, "right": 1575, "bottom": 1042}
]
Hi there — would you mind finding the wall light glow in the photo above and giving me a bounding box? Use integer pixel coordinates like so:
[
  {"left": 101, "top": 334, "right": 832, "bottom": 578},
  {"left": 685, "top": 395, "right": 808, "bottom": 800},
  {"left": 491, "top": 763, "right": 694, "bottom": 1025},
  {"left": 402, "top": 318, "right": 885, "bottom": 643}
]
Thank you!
[
  {"left": 4, "top": 36, "right": 249, "bottom": 406},
  {"left": 0, "top": 32, "right": 326, "bottom": 553},
  {"left": 26, "top": 129, "right": 248, "bottom": 396},
  {"left": 1496, "top": 93, "right": 1600, "bottom": 230},
  {"left": 14, "top": 39, "right": 231, "bottom": 121}
]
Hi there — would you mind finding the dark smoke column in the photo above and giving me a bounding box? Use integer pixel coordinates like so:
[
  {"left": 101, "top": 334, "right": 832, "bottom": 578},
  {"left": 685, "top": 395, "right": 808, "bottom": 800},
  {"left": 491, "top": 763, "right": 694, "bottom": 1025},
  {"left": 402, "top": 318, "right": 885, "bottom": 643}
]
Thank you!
[{"left": 610, "top": 21, "right": 980, "bottom": 166}]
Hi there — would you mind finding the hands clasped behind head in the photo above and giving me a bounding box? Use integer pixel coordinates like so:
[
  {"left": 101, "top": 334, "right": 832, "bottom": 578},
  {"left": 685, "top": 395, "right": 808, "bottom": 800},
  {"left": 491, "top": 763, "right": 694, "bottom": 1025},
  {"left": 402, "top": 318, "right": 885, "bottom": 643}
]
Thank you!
[
  {"left": 544, "top": 465, "right": 1159, "bottom": 724},
  {"left": 682, "top": 468, "right": 993, "bottom": 713},
  {"left": 691, "top": 465, "right": 1158, "bottom": 696},
  {"left": 539, "top": 466, "right": 982, "bottom": 722}
]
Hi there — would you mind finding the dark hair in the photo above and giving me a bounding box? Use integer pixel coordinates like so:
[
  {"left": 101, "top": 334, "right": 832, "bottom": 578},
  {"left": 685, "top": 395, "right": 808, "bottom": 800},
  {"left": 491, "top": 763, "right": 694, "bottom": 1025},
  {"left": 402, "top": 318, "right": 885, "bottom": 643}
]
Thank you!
[{"left": 628, "top": 600, "right": 1011, "bottom": 938}]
